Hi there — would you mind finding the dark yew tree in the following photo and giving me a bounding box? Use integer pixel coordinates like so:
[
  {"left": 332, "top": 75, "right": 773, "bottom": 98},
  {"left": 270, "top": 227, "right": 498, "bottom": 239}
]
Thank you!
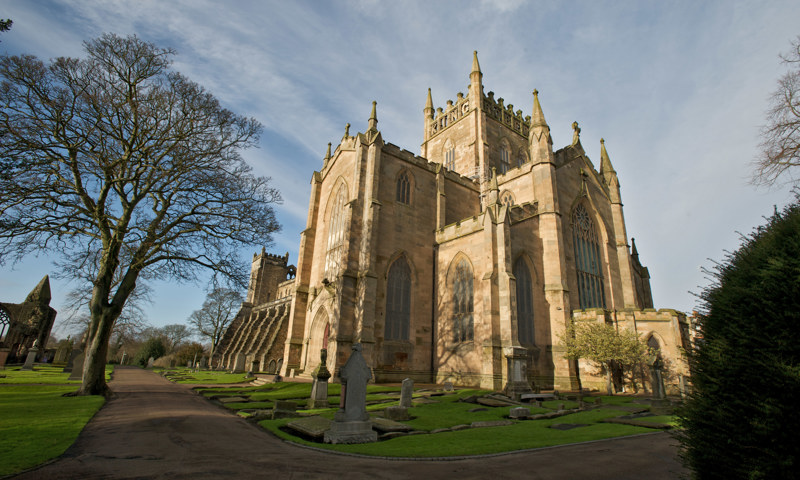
[
  {"left": 0, "top": 34, "right": 281, "bottom": 395},
  {"left": 677, "top": 200, "right": 800, "bottom": 479}
]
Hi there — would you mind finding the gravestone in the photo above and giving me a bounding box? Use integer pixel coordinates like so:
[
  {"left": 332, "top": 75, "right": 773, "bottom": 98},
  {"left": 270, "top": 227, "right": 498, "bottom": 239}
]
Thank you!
[
  {"left": 324, "top": 343, "right": 377, "bottom": 444},
  {"left": 120, "top": 352, "right": 128, "bottom": 365},
  {"left": 509, "top": 407, "right": 530, "bottom": 419},
  {"left": 63, "top": 349, "right": 81, "bottom": 373},
  {"left": 503, "top": 346, "right": 533, "bottom": 400},
  {"left": 68, "top": 352, "right": 85, "bottom": 380},
  {"left": 21, "top": 344, "right": 39, "bottom": 370},
  {"left": 399, "top": 378, "right": 414, "bottom": 408},
  {"left": 308, "top": 348, "right": 332, "bottom": 408},
  {"left": 199, "top": 357, "right": 207, "bottom": 369},
  {"left": 443, "top": 381, "right": 454, "bottom": 392},
  {"left": 146, "top": 357, "right": 154, "bottom": 368},
  {"left": 53, "top": 338, "right": 72, "bottom": 364},
  {"left": 649, "top": 356, "right": 666, "bottom": 400}
]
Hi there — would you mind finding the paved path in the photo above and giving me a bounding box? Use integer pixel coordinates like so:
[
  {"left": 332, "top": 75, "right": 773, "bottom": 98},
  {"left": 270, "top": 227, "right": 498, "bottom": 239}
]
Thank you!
[{"left": 14, "top": 367, "right": 687, "bottom": 479}]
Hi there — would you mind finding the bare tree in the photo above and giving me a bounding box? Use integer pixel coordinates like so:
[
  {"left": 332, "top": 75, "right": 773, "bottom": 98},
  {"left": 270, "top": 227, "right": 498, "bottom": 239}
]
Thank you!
[
  {"left": 0, "top": 34, "right": 281, "bottom": 395},
  {"left": 160, "top": 323, "right": 194, "bottom": 352},
  {"left": 755, "top": 36, "right": 800, "bottom": 186},
  {"left": 188, "top": 287, "right": 243, "bottom": 362}
]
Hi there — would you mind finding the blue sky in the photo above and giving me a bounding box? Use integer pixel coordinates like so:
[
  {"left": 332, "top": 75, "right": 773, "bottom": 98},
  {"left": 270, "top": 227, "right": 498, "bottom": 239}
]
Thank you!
[{"left": 1, "top": 0, "right": 797, "bottom": 336}]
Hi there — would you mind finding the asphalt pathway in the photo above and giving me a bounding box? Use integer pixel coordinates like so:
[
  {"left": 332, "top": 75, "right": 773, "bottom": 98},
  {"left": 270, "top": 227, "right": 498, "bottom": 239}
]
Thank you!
[{"left": 14, "top": 366, "right": 687, "bottom": 479}]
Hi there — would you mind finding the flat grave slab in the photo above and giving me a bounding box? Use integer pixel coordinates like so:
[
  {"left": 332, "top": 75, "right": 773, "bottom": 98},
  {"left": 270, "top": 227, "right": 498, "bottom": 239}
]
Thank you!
[{"left": 286, "top": 416, "right": 332, "bottom": 439}]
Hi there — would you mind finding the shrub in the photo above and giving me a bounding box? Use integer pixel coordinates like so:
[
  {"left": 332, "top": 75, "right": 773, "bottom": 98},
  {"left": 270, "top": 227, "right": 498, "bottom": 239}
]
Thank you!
[
  {"left": 677, "top": 200, "right": 800, "bottom": 479},
  {"left": 133, "top": 337, "right": 167, "bottom": 367}
]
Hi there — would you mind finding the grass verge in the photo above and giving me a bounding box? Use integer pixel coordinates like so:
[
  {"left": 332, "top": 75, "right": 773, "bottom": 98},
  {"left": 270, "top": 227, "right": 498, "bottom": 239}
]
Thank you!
[{"left": 0, "top": 385, "right": 105, "bottom": 475}]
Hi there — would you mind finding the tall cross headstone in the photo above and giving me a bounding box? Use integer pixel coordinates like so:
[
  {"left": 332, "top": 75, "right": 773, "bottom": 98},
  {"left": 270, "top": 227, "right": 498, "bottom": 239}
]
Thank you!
[{"left": 324, "top": 343, "right": 377, "bottom": 444}]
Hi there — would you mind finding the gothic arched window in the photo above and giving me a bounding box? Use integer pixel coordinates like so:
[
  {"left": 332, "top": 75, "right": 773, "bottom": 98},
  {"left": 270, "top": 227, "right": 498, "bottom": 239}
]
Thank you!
[
  {"left": 385, "top": 257, "right": 411, "bottom": 340},
  {"left": 499, "top": 141, "right": 511, "bottom": 174},
  {"left": 452, "top": 258, "right": 474, "bottom": 342},
  {"left": 396, "top": 172, "right": 411, "bottom": 204},
  {"left": 517, "top": 150, "right": 529, "bottom": 167},
  {"left": 572, "top": 204, "right": 606, "bottom": 309},
  {"left": 324, "top": 184, "right": 348, "bottom": 277},
  {"left": 444, "top": 140, "right": 456, "bottom": 171},
  {"left": 501, "top": 191, "right": 515, "bottom": 207},
  {"left": 514, "top": 258, "right": 534, "bottom": 344}
]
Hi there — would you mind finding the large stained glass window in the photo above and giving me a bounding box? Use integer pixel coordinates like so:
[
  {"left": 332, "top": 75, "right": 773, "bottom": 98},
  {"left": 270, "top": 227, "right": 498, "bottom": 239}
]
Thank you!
[
  {"left": 452, "top": 258, "right": 474, "bottom": 342},
  {"left": 324, "top": 185, "right": 348, "bottom": 277},
  {"left": 572, "top": 204, "right": 606, "bottom": 309},
  {"left": 385, "top": 257, "right": 411, "bottom": 340},
  {"left": 514, "top": 258, "right": 534, "bottom": 344}
]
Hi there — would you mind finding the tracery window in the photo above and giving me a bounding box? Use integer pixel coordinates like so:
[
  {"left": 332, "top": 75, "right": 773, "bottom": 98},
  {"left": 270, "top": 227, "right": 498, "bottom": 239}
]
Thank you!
[
  {"left": 444, "top": 141, "right": 456, "bottom": 171},
  {"left": 517, "top": 150, "right": 529, "bottom": 167},
  {"left": 499, "top": 143, "right": 511, "bottom": 174},
  {"left": 385, "top": 257, "right": 411, "bottom": 340},
  {"left": 572, "top": 204, "right": 606, "bottom": 309},
  {"left": 324, "top": 185, "right": 348, "bottom": 277},
  {"left": 396, "top": 172, "right": 410, "bottom": 204},
  {"left": 514, "top": 258, "right": 534, "bottom": 344},
  {"left": 501, "top": 191, "right": 515, "bottom": 207},
  {"left": 452, "top": 258, "right": 474, "bottom": 342}
]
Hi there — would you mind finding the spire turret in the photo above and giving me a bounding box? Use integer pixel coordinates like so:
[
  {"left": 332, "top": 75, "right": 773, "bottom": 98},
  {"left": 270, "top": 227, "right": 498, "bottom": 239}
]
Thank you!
[
  {"left": 599, "top": 138, "right": 621, "bottom": 203},
  {"left": 528, "top": 89, "right": 554, "bottom": 165},
  {"left": 323, "top": 142, "right": 332, "bottom": 166},
  {"left": 487, "top": 167, "right": 500, "bottom": 205},
  {"left": 631, "top": 237, "right": 640, "bottom": 261},
  {"left": 368, "top": 101, "right": 378, "bottom": 131},
  {"left": 530, "top": 89, "right": 548, "bottom": 128},
  {"left": 471, "top": 50, "right": 482, "bottom": 75},
  {"left": 425, "top": 88, "right": 434, "bottom": 117},
  {"left": 599, "top": 138, "right": 616, "bottom": 176}
]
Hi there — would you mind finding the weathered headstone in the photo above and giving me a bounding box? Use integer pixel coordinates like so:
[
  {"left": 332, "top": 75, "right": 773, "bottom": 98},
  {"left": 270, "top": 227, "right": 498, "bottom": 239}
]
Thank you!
[
  {"left": 146, "top": 357, "right": 154, "bottom": 368},
  {"left": 272, "top": 400, "right": 299, "bottom": 419},
  {"left": 324, "top": 343, "right": 377, "bottom": 444},
  {"left": 443, "top": 381, "right": 454, "bottom": 392},
  {"left": 20, "top": 345, "right": 39, "bottom": 370},
  {"left": 384, "top": 405, "right": 410, "bottom": 421},
  {"left": 68, "top": 352, "right": 85, "bottom": 380},
  {"left": 199, "top": 357, "right": 207, "bottom": 369},
  {"left": 53, "top": 338, "right": 73, "bottom": 364},
  {"left": 63, "top": 349, "right": 81, "bottom": 373},
  {"left": 308, "top": 348, "right": 332, "bottom": 408},
  {"left": 649, "top": 356, "right": 666, "bottom": 400},
  {"left": 399, "top": 378, "right": 414, "bottom": 408},
  {"left": 503, "top": 346, "right": 533, "bottom": 400},
  {"left": 509, "top": 407, "right": 530, "bottom": 419}
]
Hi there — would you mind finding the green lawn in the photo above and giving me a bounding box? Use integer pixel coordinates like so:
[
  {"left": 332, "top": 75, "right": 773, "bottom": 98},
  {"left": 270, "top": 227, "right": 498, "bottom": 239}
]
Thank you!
[
  {"left": 158, "top": 368, "right": 251, "bottom": 384},
  {"left": 0, "top": 364, "right": 114, "bottom": 384},
  {"left": 194, "top": 381, "right": 668, "bottom": 458},
  {"left": 258, "top": 408, "right": 654, "bottom": 457},
  {"left": 0, "top": 385, "right": 105, "bottom": 475}
]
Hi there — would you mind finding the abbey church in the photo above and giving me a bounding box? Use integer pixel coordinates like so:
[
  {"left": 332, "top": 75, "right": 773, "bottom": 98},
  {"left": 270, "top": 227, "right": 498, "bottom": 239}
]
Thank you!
[{"left": 214, "top": 53, "right": 691, "bottom": 393}]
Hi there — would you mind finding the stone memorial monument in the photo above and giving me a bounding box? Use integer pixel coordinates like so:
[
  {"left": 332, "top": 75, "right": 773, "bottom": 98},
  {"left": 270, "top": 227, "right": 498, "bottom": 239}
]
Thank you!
[
  {"left": 20, "top": 339, "right": 40, "bottom": 370},
  {"left": 324, "top": 343, "right": 377, "bottom": 444},
  {"left": 649, "top": 355, "right": 666, "bottom": 400},
  {"left": 503, "top": 346, "right": 533, "bottom": 400},
  {"left": 308, "top": 348, "right": 332, "bottom": 408},
  {"left": 400, "top": 377, "right": 414, "bottom": 408}
]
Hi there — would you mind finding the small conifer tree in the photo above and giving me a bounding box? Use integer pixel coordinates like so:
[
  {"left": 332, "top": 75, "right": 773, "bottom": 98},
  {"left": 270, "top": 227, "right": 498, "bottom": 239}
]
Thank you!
[{"left": 678, "top": 200, "right": 800, "bottom": 479}]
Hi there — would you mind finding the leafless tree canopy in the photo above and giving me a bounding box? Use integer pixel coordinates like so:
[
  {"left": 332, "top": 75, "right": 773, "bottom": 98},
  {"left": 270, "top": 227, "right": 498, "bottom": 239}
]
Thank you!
[
  {"left": 755, "top": 36, "right": 800, "bottom": 186},
  {"left": 0, "top": 34, "right": 281, "bottom": 394},
  {"left": 188, "top": 287, "right": 243, "bottom": 360}
]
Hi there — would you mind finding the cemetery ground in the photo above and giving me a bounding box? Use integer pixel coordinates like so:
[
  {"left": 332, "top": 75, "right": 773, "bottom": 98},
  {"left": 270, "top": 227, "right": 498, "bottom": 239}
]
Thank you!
[
  {"left": 0, "top": 365, "right": 112, "bottom": 476},
  {"left": 1, "top": 365, "right": 686, "bottom": 479}
]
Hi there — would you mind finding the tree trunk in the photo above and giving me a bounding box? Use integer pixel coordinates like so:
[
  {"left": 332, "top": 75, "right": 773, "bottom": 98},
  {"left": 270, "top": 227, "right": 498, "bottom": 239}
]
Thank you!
[{"left": 78, "top": 308, "right": 119, "bottom": 396}]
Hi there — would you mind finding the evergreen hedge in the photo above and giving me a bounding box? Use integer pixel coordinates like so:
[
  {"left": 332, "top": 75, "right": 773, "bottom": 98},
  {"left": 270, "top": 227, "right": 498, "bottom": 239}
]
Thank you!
[{"left": 678, "top": 200, "right": 800, "bottom": 479}]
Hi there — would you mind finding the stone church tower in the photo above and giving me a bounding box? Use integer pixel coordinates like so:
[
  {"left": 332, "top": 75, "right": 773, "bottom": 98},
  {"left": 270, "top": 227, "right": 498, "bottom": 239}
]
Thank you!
[{"left": 218, "top": 53, "right": 690, "bottom": 393}]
